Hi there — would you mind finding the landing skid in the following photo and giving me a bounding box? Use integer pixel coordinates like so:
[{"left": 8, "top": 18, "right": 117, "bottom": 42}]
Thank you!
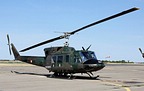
[
  {"left": 12, "top": 71, "right": 99, "bottom": 79},
  {"left": 50, "top": 72, "right": 75, "bottom": 79},
  {"left": 51, "top": 72, "right": 99, "bottom": 79},
  {"left": 86, "top": 72, "right": 99, "bottom": 79},
  {"left": 49, "top": 72, "right": 68, "bottom": 77}
]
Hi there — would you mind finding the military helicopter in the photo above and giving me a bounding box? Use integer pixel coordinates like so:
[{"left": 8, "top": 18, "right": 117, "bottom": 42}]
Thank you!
[
  {"left": 139, "top": 48, "right": 144, "bottom": 58},
  {"left": 7, "top": 7, "right": 139, "bottom": 78}
]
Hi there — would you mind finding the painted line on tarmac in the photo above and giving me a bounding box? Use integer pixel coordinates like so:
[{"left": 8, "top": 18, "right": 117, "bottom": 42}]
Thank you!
[
  {"left": 103, "top": 81, "right": 131, "bottom": 91},
  {"left": 100, "top": 80, "right": 131, "bottom": 91},
  {"left": 107, "top": 82, "right": 130, "bottom": 91}
]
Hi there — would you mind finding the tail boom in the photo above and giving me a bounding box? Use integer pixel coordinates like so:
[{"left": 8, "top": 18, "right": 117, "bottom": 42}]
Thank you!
[
  {"left": 11, "top": 43, "right": 45, "bottom": 67},
  {"left": 11, "top": 43, "right": 20, "bottom": 60}
]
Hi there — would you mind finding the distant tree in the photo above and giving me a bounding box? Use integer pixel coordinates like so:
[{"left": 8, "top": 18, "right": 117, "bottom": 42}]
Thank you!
[{"left": 102, "top": 60, "right": 133, "bottom": 63}]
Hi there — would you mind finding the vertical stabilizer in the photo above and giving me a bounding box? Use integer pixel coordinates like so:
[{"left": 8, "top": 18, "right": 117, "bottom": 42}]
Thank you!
[{"left": 11, "top": 43, "right": 20, "bottom": 60}]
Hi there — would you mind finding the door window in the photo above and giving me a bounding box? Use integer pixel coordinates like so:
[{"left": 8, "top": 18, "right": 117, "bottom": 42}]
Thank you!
[
  {"left": 57, "top": 56, "right": 63, "bottom": 63},
  {"left": 66, "top": 55, "right": 69, "bottom": 62}
]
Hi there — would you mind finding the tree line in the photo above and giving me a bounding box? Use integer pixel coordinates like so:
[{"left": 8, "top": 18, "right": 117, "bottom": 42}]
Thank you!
[{"left": 102, "top": 60, "right": 134, "bottom": 63}]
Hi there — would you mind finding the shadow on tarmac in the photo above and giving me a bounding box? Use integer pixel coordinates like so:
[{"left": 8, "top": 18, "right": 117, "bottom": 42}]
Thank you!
[{"left": 11, "top": 70, "right": 100, "bottom": 80}]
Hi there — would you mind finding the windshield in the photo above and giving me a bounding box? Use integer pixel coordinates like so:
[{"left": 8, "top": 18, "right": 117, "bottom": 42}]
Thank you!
[{"left": 79, "top": 51, "right": 97, "bottom": 62}]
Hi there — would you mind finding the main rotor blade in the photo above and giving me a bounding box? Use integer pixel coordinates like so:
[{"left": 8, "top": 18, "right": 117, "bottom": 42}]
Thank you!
[
  {"left": 20, "top": 7, "right": 139, "bottom": 52},
  {"left": 86, "top": 45, "right": 91, "bottom": 51},
  {"left": 70, "top": 7, "right": 139, "bottom": 35},
  {"left": 20, "top": 36, "right": 64, "bottom": 52},
  {"left": 139, "top": 48, "right": 143, "bottom": 54}
]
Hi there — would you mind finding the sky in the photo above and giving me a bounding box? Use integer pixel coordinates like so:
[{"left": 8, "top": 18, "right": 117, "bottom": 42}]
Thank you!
[{"left": 0, "top": 0, "right": 144, "bottom": 62}]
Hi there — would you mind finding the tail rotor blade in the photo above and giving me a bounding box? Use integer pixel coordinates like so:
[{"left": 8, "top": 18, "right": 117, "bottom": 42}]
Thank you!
[
  {"left": 9, "top": 46, "right": 12, "bottom": 55},
  {"left": 7, "top": 34, "right": 12, "bottom": 55},
  {"left": 7, "top": 34, "right": 10, "bottom": 44}
]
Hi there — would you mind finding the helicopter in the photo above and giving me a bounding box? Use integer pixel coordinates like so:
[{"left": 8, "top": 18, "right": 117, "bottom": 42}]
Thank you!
[
  {"left": 7, "top": 7, "right": 139, "bottom": 78},
  {"left": 139, "top": 48, "right": 144, "bottom": 58}
]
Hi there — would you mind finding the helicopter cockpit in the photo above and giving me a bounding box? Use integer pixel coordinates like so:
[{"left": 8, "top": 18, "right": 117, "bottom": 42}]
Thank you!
[
  {"left": 79, "top": 51, "right": 97, "bottom": 62},
  {"left": 75, "top": 51, "right": 101, "bottom": 64}
]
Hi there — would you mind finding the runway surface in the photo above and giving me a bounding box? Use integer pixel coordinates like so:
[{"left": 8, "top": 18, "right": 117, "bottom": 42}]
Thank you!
[{"left": 0, "top": 62, "right": 144, "bottom": 91}]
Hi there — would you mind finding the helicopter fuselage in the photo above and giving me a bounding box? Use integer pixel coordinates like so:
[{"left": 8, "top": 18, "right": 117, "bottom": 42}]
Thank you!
[
  {"left": 44, "top": 46, "right": 105, "bottom": 74},
  {"left": 11, "top": 44, "right": 105, "bottom": 75}
]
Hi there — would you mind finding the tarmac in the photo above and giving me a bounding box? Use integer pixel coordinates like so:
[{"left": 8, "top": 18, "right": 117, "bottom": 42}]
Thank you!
[{"left": 0, "top": 62, "right": 144, "bottom": 91}]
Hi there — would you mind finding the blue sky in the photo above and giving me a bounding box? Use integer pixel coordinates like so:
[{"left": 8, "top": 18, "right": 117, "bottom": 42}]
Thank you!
[{"left": 0, "top": 0, "right": 144, "bottom": 62}]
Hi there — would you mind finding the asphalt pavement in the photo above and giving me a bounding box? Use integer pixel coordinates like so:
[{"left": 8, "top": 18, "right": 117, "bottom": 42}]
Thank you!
[{"left": 0, "top": 63, "right": 144, "bottom": 91}]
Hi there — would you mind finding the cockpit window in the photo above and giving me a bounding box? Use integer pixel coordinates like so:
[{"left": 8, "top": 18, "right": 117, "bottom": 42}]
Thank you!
[
  {"left": 79, "top": 51, "right": 97, "bottom": 62},
  {"left": 90, "top": 52, "right": 97, "bottom": 59}
]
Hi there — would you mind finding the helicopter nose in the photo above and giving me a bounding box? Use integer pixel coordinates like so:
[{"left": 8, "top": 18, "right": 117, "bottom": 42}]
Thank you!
[
  {"left": 83, "top": 59, "right": 98, "bottom": 64},
  {"left": 83, "top": 59, "right": 105, "bottom": 71}
]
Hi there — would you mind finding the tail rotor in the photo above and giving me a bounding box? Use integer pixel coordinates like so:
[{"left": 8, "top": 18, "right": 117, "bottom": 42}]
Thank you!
[{"left": 7, "top": 34, "right": 12, "bottom": 55}]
